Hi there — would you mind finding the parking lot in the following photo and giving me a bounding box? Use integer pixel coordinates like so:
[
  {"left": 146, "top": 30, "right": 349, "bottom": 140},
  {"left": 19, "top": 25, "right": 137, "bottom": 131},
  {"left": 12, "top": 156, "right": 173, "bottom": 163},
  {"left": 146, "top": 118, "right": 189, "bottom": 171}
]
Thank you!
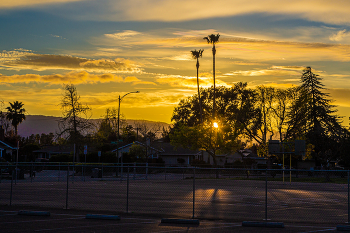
[{"left": 1, "top": 167, "right": 349, "bottom": 232}]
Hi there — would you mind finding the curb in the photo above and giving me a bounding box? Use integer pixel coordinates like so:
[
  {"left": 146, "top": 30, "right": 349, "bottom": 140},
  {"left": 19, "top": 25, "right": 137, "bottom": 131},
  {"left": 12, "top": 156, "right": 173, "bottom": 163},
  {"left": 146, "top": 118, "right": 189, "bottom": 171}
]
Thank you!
[
  {"left": 242, "top": 221, "right": 284, "bottom": 228},
  {"left": 18, "top": 210, "right": 50, "bottom": 216},
  {"left": 337, "top": 225, "right": 350, "bottom": 231},
  {"left": 85, "top": 214, "right": 120, "bottom": 220},
  {"left": 161, "top": 218, "right": 200, "bottom": 225}
]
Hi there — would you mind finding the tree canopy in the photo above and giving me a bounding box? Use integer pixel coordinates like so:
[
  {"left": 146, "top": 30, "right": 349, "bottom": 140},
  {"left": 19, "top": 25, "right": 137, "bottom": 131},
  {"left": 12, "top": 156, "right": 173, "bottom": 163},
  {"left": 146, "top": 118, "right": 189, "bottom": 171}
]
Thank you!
[{"left": 6, "top": 101, "right": 26, "bottom": 136}]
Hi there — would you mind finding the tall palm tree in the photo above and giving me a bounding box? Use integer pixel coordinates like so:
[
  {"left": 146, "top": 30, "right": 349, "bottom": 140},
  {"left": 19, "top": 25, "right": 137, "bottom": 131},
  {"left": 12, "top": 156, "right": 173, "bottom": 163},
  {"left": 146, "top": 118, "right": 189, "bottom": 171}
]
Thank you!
[
  {"left": 191, "top": 49, "right": 204, "bottom": 123},
  {"left": 6, "top": 101, "right": 26, "bottom": 136},
  {"left": 203, "top": 33, "right": 220, "bottom": 119}
]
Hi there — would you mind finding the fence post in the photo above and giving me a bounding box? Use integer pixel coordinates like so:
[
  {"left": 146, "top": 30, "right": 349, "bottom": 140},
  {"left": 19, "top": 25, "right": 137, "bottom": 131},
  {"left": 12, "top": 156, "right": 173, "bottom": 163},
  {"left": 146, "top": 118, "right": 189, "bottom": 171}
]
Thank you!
[
  {"left": 265, "top": 168, "right": 268, "bottom": 221},
  {"left": 192, "top": 167, "right": 196, "bottom": 219},
  {"left": 133, "top": 162, "right": 136, "bottom": 180},
  {"left": 126, "top": 167, "right": 129, "bottom": 213},
  {"left": 83, "top": 163, "right": 85, "bottom": 182},
  {"left": 348, "top": 170, "right": 350, "bottom": 223},
  {"left": 120, "top": 161, "right": 123, "bottom": 182},
  {"left": 10, "top": 170, "right": 14, "bottom": 206},
  {"left": 30, "top": 163, "right": 33, "bottom": 183},
  {"left": 115, "top": 163, "right": 118, "bottom": 177},
  {"left": 102, "top": 163, "right": 104, "bottom": 180},
  {"left": 58, "top": 162, "right": 60, "bottom": 182},
  {"left": 146, "top": 163, "right": 148, "bottom": 180},
  {"left": 66, "top": 165, "right": 69, "bottom": 210}
]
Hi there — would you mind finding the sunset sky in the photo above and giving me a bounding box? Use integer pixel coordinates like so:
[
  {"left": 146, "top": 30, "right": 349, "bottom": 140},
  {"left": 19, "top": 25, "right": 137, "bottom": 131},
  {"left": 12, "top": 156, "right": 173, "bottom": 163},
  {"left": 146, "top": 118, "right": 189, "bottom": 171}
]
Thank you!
[{"left": 1, "top": 0, "right": 350, "bottom": 124}]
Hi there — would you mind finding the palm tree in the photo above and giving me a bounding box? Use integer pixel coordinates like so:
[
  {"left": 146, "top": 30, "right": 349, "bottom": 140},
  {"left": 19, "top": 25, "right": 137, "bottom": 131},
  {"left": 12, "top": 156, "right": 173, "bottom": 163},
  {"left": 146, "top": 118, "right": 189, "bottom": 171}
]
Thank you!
[
  {"left": 6, "top": 101, "right": 26, "bottom": 136},
  {"left": 191, "top": 49, "right": 204, "bottom": 123},
  {"left": 203, "top": 33, "right": 220, "bottom": 119}
]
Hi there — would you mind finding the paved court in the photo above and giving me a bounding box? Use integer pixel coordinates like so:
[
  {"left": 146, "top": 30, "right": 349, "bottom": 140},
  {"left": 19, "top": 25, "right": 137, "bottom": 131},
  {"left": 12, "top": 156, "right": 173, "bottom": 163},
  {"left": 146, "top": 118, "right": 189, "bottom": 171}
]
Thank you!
[{"left": 1, "top": 177, "right": 348, "bottom": 224}]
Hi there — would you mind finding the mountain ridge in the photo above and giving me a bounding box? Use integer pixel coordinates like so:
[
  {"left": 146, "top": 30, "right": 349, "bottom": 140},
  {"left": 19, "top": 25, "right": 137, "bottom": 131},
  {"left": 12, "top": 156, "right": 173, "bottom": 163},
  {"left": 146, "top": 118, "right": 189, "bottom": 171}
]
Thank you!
[{"left": 17, "top": 115, "right": 171, "bottom": 138}]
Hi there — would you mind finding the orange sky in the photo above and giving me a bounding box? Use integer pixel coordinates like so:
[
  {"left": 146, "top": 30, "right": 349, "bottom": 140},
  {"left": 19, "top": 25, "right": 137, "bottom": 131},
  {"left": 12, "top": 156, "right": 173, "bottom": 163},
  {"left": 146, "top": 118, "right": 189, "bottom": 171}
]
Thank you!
[{"left": 1, "top": 0, "right": 350, "bottom": 125}]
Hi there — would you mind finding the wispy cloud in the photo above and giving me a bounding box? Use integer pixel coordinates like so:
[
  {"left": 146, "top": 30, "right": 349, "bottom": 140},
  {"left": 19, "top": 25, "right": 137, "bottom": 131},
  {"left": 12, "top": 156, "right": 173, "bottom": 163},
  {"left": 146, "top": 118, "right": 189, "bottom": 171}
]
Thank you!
[
  {"left": 105, "top": 30, "right": 142, "bottom": 40},
  {"left": 156, "top": 74, "right": 230, "bottom": 88},
  {"left": 225, "top": 66, "right": 303, "bottom": 77},
  {"left": 0, "top": 0, "right": 83, "bottom": 9},
  {"left": 34, "top": 0, "right": 350, "bottom": 26},
  {"left": 329, "top": 29, "right": 350, "bottom": 42}
]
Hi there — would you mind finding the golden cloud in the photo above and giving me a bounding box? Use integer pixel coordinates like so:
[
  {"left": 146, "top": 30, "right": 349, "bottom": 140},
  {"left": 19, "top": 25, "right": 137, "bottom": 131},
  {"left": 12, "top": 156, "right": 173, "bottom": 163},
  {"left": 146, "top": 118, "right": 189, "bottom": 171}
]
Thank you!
[
  {"left": 156, "top": 74, "right": 230, "bottom": 88},
  {"left": 226, "top": 66, "right": 303, "bottom": 77},
  {"left": 0, "top": 71, "right": 156, "bottom": 85},
  {"left": 329, "top": 29, "right": 350, "bottom": 42},
  {"left": 46, "top": 0, "right": 347, "bottom": 26},
  {"left": 94, "top": 29, "right": 350, "bottom": 63},
  {"left": 0, "top": 0, "right": 83, "bottom": 8},
  {"left": 1, "top": 53, "right": 141, "bottom": 73},
  {"left": 104, "top": 30, "right": 142, "bottom": 39}
]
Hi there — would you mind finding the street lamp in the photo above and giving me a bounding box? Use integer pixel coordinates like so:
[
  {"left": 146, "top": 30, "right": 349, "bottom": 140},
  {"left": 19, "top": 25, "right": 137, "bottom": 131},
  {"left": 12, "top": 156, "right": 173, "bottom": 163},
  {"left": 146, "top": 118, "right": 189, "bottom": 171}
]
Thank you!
[
  {"left": 117, "top": 91, "right": 140, "bottom": 142},
  {"left": 116, "top": 91, "right": 139, "bottom": 179}
]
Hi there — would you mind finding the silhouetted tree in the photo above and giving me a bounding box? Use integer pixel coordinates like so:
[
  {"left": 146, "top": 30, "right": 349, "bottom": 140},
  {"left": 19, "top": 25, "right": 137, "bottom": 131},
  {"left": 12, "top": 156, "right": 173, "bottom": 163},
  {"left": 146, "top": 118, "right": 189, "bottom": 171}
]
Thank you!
[
  {"left": 171, "top": 83, "right": 258, "bottom": 165},
  {"left": 191, "top": 49, "right": 204, "bottom": 123},
  {"left": 58, "top": 84, "right": 93, "bottom": 161},
  {"left": 6, "top": 101, "right": 26, "bottom": 136},
  {"left": 203, "top": 33, "right": 220, "bottom": 119},
  {"left": 288, "top": 67, "right": 344, "bottom": 165}
]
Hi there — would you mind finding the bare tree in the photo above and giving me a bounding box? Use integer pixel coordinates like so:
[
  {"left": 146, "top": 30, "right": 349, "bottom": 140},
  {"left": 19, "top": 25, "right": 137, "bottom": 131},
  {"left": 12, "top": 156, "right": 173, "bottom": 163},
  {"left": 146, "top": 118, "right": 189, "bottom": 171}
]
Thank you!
[
  {"left": 0, "top": 100, "right": 11, "bottom": 135},
  {"left": 58, "top": 84, "right": 93, "bottom": 160},
  {"left": 134, "top": 121, "right": 162, "bottom": 142}
]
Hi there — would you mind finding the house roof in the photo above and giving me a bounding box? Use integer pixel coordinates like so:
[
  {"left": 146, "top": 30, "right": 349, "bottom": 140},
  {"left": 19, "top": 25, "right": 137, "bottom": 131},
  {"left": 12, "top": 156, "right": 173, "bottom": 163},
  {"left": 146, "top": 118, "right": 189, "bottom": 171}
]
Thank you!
[
  {"left": 111, "top": 141, "right": 162, "bottom": 153},
  {"left": 152, "top": 142, "right": 200, "bottom": 156},
  {"left": 0, "top": 140, "right": 17, "bottom": 150}
]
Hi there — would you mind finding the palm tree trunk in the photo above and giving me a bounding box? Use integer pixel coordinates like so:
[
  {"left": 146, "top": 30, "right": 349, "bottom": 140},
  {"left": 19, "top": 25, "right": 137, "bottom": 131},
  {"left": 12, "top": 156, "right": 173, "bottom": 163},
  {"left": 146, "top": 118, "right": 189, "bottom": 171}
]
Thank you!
[
  {"left": 196, "top": 59, "right": 203, "bottom": 123},
  {"left": 212, "top": 44, "right": 216, "bottom": 120}
]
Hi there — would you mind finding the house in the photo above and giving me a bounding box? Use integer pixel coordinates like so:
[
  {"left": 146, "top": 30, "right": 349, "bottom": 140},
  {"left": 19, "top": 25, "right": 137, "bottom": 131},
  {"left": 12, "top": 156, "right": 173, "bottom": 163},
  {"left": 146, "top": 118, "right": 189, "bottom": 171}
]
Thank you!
[
  {"left": 225, "top": 149, "right": 267, "bottom": 166},
  {"left": 0, "top": 127, "right": 17, "bottom": 158},
  {"left": 0, "top": 140, "right": 17, "bottom": 158},
  {"left": 112, "top": 141, "right": 200, "bottom": 166},
  {"left": 33, "top": 145, "right": 74, "bottom": 159},
  {"left": 111, "top": 141, "right": 162, "bottom": 161},
  {"left": 153, "top": 142, "right": 200, "bottom": 166}
]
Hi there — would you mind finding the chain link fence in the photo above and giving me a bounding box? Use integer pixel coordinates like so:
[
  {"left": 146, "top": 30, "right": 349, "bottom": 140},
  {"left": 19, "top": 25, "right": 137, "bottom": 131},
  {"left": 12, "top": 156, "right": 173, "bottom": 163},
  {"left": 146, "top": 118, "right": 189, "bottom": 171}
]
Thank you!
[{"left": 0, "top": 162, "right": 349, "bottom": 224}]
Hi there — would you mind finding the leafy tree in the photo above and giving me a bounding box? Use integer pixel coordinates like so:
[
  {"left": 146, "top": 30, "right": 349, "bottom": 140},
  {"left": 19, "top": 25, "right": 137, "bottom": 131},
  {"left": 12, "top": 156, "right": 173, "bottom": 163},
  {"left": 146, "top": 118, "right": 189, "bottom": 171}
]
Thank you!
[
  {"left": 171, "top": 121, "right": 241, "bottom": 166},
  {"left": 6, "top": 101, "right": 26, "bottom": 136},
  {"left": 171, "top": 83, "right": 258, "bottom": 165},
  {"left": 58, "top": 84, "right": 93, "bottom": 160},
  {"left": 128, "top": 144, "right": 146, "bottom": 162},
  {"left": 191, "top": 49, "right": 204, "bottom": 122}
]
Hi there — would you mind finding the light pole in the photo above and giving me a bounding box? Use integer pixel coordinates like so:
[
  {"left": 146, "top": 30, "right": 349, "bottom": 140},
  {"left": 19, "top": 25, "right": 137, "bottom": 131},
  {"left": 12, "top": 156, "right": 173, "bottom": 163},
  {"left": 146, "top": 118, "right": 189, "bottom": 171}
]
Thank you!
[{"left": 117, "top": 91, "right": 139, "bottom": 167}]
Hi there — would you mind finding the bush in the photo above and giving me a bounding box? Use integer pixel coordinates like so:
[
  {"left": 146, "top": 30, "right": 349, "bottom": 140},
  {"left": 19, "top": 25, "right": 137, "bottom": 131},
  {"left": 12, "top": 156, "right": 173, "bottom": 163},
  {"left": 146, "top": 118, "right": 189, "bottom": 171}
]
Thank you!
[{"left": 49, "top": 154, "right": 73, "bottom": 162}]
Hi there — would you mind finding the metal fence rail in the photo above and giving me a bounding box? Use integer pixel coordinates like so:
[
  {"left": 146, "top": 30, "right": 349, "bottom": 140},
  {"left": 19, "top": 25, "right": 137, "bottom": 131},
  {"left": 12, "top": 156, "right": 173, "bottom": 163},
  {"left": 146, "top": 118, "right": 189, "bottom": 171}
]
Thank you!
[{"left": 0, "top": 163, "right": 348, "bottom": 224}]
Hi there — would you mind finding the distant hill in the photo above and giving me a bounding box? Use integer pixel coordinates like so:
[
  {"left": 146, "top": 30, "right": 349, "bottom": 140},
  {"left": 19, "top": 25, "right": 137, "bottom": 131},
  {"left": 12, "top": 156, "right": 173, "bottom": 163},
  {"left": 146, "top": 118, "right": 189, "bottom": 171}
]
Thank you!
[{"left": 17, "top": 115, "right": 171, "bottom": 138}]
